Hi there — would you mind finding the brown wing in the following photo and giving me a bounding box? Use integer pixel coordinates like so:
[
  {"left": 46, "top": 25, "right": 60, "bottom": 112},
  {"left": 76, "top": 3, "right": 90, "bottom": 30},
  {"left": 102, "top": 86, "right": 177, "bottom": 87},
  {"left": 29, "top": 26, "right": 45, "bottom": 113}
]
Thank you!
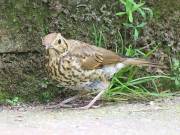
[{"left": 67, "top": 40, "right": 125, "bottom": 70}]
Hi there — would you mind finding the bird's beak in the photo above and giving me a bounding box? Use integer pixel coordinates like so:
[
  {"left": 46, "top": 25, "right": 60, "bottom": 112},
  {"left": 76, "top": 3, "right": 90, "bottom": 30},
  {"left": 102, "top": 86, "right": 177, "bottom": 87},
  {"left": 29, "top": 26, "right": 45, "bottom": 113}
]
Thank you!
[{"left": 41, "top": 37, "right": 53, "bottom": 50}]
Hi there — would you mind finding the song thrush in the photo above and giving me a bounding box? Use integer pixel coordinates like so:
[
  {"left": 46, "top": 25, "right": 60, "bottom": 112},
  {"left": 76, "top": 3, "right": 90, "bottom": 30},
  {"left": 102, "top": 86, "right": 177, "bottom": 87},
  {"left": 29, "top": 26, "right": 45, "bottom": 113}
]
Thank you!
[{"left": 42, "top": 33, "right": 159, "bottom": 109}]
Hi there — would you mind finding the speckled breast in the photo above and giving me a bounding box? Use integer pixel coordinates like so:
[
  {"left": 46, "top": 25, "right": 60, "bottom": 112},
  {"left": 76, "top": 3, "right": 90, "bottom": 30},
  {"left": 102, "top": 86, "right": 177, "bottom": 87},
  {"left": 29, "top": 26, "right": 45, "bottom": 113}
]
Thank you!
[{"left": 45, "top": 50, "right": 102, "bottom": 88}]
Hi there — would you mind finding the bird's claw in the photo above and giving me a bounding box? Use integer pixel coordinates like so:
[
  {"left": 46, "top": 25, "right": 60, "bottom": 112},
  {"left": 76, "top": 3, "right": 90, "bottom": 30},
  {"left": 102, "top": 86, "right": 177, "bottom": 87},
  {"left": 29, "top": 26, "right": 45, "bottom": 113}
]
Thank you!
[{"left": 45, "top": 103, "right": 72, "bottom": 109}]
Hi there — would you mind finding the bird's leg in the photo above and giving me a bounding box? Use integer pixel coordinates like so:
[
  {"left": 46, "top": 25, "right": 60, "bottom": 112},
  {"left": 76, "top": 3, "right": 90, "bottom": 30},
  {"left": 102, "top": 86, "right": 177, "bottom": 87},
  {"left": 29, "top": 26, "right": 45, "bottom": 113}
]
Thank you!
[
  {"left": 46, "top": 90, "right": 89, "bottom": 109},
  {"left": 79, "top": 76, "right": 110, "bottom": 109},
  {"left": 60, "top": 95, "right": 79, "bottom": 104},
  {"left": 46, "top": 95, "right": 79, "bottom": 109},
  {"left": 79, "top": 89, "right": 106, "bottom": 109}
]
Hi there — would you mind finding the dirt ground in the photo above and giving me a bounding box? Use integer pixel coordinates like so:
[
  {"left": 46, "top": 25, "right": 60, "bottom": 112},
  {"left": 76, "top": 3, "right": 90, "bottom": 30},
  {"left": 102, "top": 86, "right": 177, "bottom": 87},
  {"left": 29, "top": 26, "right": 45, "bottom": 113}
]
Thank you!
[{"left": 0, "top": 97, "right": 180, "bottom": 135}]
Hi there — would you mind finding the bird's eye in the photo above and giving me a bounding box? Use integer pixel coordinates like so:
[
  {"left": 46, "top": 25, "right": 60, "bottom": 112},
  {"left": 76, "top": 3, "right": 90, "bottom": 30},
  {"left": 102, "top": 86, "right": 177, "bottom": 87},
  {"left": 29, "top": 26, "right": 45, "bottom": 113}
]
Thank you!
[{"left": 58, "top": 39, "right": 61, "bottom": 44}]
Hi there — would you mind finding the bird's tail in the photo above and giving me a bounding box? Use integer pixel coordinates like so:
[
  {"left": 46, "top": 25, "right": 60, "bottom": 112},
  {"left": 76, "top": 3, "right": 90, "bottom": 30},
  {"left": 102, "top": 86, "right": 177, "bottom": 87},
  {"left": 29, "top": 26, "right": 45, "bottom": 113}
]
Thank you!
[{"left": 122, "top": 58, "right": 167, "bottom": 68}]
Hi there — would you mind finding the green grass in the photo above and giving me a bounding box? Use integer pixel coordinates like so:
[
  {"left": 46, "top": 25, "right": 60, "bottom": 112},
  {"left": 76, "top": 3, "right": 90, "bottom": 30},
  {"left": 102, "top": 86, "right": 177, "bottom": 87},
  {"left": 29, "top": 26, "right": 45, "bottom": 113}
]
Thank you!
[
  {"left": 90, "top": 18, "right": 179, "bottom": 102},
  {"left": 116, "top": 0, "right": 153, "bottom": 41},
  {"left": 103, "top": 45, "right": 179, "bottom": 102},
  {"left": 112, "top": 0, "right": 180, "bottom": 102},
  {"left": 104, "top": 67, "right": 174, "bottom": 102},
  {"left": 90, "top": 23, "right": 174, "bottom": 102},
  {"left": 90, "top": 25, "right": 173, "bottom": 102},
  {"left": 92, "top": 24, "right": 106, "bottom": 48},
  {"left": 91, "top": 33, "right": 179, "bottom": 102}
]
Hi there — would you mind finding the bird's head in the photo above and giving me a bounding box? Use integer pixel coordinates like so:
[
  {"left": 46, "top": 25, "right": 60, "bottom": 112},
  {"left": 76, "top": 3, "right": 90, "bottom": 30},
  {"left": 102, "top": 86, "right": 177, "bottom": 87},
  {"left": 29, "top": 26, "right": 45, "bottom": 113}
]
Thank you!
[{"left": 42, "top": 33, "right": 68, "bottom": 54}]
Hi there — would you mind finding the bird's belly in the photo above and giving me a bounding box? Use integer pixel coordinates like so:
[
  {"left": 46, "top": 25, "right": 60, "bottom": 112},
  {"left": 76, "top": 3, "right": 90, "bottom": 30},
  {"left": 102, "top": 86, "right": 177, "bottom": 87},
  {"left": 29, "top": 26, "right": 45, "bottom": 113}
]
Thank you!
[
  {"left": 46, "top": 57, "right": 124, "bottom": 90},
  {"left": 68, "top": 63, "right": 125, "bottom": 91},
  {"left": 101, "top": 63, "right": 125, "bottom": 78},
  {"left": 76, "top": 80, "right": 109, "bottom": 91},
  {"left": 46, "top": 58, "right": 102, "bottom": 89},
  {"left": 54, "top": 68, "right": 104, "bottom": 90}
]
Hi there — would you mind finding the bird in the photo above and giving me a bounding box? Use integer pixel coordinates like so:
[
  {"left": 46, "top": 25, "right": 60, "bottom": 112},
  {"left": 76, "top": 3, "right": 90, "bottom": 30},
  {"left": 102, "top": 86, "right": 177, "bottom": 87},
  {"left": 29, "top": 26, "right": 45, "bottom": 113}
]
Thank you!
[{"left": 42, "top": 32, "right": 161, "bottom": 109}]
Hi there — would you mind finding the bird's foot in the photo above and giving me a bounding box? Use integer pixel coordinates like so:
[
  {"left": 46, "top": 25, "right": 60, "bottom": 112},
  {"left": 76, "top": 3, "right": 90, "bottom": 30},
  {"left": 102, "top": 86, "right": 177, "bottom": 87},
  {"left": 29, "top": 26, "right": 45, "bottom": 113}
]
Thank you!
[
  {"left": 45, "top": 95, "right": 79, "bottom": 109},
  {"left": 46, "top": 103, "right": 73, "bottom": 109},
  {"left": 77, "top": 89, "right": 106, "bottom": 109}
]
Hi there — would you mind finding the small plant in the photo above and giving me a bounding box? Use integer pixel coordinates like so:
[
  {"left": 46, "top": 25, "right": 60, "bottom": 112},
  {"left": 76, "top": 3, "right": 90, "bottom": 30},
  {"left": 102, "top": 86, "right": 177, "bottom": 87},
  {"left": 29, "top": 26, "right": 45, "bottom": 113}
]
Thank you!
[
  {"left": 125, "top": 44, "right": 158, "bottom": 57},
  {"left": 104, "top": 67, "right": 173, "bottom": 101},
  {"left": 125, "top": 44, "right": 136, "bottom": 57},
  {"left": 116, "top": 0, "right": 145, "bottom": 23},
  {"left": 6, "top": 97, "right": 21, "bottom": 106},
  {"left": 40, "top": 91, "right": 52, "bottom": 103},
  {"left": 123, "top": 22, "right": 146, "bottom": 41},
  {"left": 104, "top": 45, "right": 175, "bottom": 101},
  {"left": 92, "top": 24, "right": 106, "bottom": 47},
  {"left": 116, "top": 0, "right": 153, "bottom": 41},
  {"left": 170, "top": 58, "right": 180, "bottom": 89},
  {"left": 39, "top": 78, "right": 50, "bottom": 88}
]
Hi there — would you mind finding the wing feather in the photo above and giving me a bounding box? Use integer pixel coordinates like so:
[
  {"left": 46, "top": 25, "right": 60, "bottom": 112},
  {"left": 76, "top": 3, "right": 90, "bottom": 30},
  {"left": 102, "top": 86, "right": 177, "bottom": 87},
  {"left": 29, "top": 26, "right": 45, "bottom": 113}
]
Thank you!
[{"left": 67, "top": 40, "right": 125, "bottom": 70}]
